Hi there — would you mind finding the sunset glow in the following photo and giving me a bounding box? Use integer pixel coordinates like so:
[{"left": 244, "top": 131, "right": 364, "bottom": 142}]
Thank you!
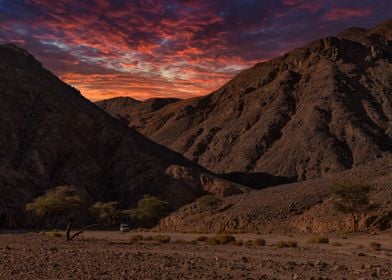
[{"left": 0, "top": 0, "right": 390, "bottom": 100}]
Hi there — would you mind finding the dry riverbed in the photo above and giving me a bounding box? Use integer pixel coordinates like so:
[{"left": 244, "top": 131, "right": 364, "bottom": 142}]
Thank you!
[{"left": 0, "top": 231, "right": 391, "bottom": 279}]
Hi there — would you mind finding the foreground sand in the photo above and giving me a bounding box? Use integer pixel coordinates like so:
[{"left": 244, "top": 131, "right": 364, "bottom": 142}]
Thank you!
[{"left": 0, "top": 232, "right": 391, "bottom": 279}]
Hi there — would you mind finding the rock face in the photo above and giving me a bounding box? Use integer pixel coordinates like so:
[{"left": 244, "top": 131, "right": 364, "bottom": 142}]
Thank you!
[
  {"left": 0, "top": 44, "right": 244, "bottom": 228},
  {"left": 100, "top": 18, "right": 392, "bottom": 180}
]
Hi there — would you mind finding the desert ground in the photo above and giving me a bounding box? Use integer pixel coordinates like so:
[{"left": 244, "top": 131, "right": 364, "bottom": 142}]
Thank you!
[{"left": 0, "top": 231, "right": 391, "bottom": 279}]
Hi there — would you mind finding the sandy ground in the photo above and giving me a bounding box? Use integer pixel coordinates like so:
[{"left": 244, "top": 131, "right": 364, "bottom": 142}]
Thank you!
[{"left": 0, "top": 231, "right": 392, "bottom": 279}]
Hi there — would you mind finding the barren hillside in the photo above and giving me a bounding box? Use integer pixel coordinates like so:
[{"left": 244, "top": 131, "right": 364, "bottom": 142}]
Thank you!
[{"left": 159, "top": 156, "right": 392, "bottom": 234}]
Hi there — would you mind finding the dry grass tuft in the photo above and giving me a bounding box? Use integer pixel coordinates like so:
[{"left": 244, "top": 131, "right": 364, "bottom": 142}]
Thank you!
[
  {"left": 46, "top": 231, "right": 63, "bottom": 238},
  {"left": 275, "top": 240, "right": 298, "bottom": 248},
  {"left": 369, "top": 242, "right": 382, "bottom": 251},
  {"left": 206, "top": 234, "right": 236, "bottom": 245},
  {"left": 331, "top": 242, "right": 342, "bottom": 246},
  {"left": 307, "top": 236, "right": 329, "bottom": 244},
  {"left": 129, "top": 234, "right": 143, "bottom": 244},
  {"left": 152, "top": 235, "right": 171, "bottom": 243},
  {"left": 196, "top": 236, "right": 208, "bottom": 242}
]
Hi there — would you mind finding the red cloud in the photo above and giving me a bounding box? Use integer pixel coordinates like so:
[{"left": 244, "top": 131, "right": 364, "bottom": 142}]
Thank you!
[
  {"left": 1, "top": 0, "right": 387, "bottom": 101},
  {"left": 324, "top": 7, "right": 373, "bottom": 21},
  {"left": 282, "top": 0, "right": 323, "bottom": 13}
]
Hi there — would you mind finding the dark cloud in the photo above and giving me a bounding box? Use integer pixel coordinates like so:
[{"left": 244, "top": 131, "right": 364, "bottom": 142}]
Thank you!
[{"left": 0, "top": 0, "right": 390, "bottom": 100}]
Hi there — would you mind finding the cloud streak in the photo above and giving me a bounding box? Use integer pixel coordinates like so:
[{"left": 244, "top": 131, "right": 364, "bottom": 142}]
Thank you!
[{"left": 0, "top": 0, "right": 390, "bottom": 100}]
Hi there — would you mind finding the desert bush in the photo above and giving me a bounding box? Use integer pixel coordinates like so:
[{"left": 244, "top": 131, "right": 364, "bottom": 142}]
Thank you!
[
  {"left": 129, "top": 234, "right": 143, "bottom": 244},
  {"left": 234, "top": 240, "right": 243, "bottom": 246},
  {"left": 331, "top": 242, "right": 342, "bottom": 246},
  {"left": 174, "top": 239, "right": 187, "bottom": 244},
  {"left": 243, "top": 239, "right": 265, "bottom": 246},
  {"left": 307, "top": 236, "right": 329, "bottom": 244},
  {"left": 206, "top": 234, "right": 236, "bottom": 245},
  {"left": 143, "top": 235, "right": 153, "bottom": 241},
  {"left": 196, "top": 235, "right": 208, "bottom": 242},
  {"left": 254, "top": 238, "right": 266, "bottom": 246},
  {"left": 275, "top": 240, "right": 298, "bottom": 248},
  {"left": 187, "top": 240, "right": 197, "bottom": 245},
  {"left": 46, "top": 231, "right": 63, "bottom": 238},
  {"left": 153, "top": 235, "right": 171, "bottom": 243},
  {"left": 206, "top": 238, "right": 219, "bottom": 245},
  {"left": 369, "top": 242, "right": 382, "bottom": 251},
  {"left": 196, "top": 195, "right": 222, "bottom": 207},
  {"left": 340, "top": 234, "right": 348, "bottom": 239}
]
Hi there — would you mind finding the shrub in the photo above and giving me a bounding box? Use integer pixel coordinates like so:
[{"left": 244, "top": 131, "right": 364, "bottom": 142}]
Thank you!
[
  {"left": 331, "top": 242, "right": 342, "bottom": 246},
  {"left": 369, "top": 242, "right": 382, "bottom": 251},
  {"left": 244, "top": 240, "right": 254, "bottom": 246},
  {"left": 254, "top": 238, "right": 266, "bottom": 246},
  {"left": 153, "top": 235, "right": 171, "bottom": 243},
  {"left": 215, "top": 234, "right": 236, "bottom": 244},
  {"left": 275, "top": 240, "right": 298, "bottom": 248},
  {"left": 196, "top": 195, "right": 222, "bottom": 207},
  {"left": 206, "top": 234, "right": 235, "bottom": 245},
  {"left": 307, "top": 236, "right": 329, "bottom": 244},
  {"left": 129, "top": 234, "right": 143, "bottom": 244},
  {"left": 143, "top": 236, "right": 153, "bottom": 241},
  {"left": 234, "top": 240, "right": 243, "bottom": 246},
  {"left": 46, "top": 231, "right": 63, "bottom": 238},
  {"left": 174, "top": 239, "right": 187, "bottom": 244},
  {"left": 196, "top": 236, "right": 208, "bottom": 242},
  {"left": 206, "top": 238, "right": 219, "bottom": 245}
]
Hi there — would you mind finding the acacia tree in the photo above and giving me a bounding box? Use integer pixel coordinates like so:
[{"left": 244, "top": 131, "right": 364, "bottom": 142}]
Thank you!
[
  {"left": 330, "top": 183, "right": 375, "bottom": 232},
  {"left": 123, "top": 195, "right": 171, "bottom": 227},
  {"left": 91, "top": 201, "right": 123, "bottom": 226},
  {"left": 26, "top": 185, "right": 96, "bottom": 241}
]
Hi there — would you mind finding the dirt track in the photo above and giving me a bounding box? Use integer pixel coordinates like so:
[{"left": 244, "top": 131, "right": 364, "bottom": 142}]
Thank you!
[{"left": 0, "top": 232, "right": 392, "bottom": 279}]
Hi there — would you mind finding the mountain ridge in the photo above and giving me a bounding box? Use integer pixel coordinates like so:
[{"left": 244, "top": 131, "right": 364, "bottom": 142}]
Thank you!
[{"left": 99, "top": 18, "right": 392, "bottom": 181}]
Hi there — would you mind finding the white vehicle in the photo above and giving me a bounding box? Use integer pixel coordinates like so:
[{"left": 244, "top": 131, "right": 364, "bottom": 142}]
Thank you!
[{"left": 120, "top": 223, "right": 130, "bottom": 232}]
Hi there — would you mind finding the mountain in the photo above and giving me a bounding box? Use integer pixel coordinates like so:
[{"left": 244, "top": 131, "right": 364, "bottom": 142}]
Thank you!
[
  {"left": 96, "top": 97, "right": 181, "bottom": 125},
  {"left": 0, "top": 44, "right": 246, "bottom": 228},
  {"left": 101, "top": 18, "right": 392, "bottom": 180}
]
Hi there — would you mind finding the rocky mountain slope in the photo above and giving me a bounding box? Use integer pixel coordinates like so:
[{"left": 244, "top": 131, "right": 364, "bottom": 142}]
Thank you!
[
  {"left": 0, "top": 44, "right": 246, "bottom": 228},
  {"left": 158, "top": 156, "right": 392, "bottom": 234},
  {"left": 100, "top": 18, "right": 392, "bottom": 180}
]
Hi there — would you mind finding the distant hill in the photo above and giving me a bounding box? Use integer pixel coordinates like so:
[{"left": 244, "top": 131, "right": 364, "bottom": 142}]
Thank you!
[
  {"left": 159, "top": 155, "right": 392, "bottom": 234},
  {"left": 96, "top": 97, "right": 181, "bottom": 125},
  {"left": 0, "top": 44, "right": 245, "bottom": 228},
  {"left": 100, "top": 18, "right": 392, "bottom": 180}
]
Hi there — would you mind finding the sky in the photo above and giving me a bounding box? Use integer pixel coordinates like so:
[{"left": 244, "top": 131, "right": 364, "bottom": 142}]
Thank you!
[{"left": 0, "top": 1, "right": 391, "bottom": 101}]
